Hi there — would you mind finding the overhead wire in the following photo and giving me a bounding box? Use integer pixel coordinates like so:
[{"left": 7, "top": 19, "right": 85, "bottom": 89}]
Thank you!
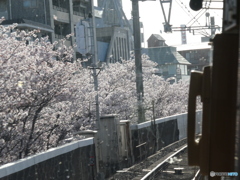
[
  {"left": 187, "top": 0, "right": 212, "bottom": 27},
  {"left": 186, "top": 9, "right": 205, "bottom": 26},
  {"left": 189, "top": 9, "right": 207, "bottom": 27},
  {"left": 175, "top": 0, "right": 209, "bottom": 35},
  {"left": 186, "top": 0, "right": 212, "bottom": 26},
  {"left": 175, "top": 0, "right": 205, "bottom": 27},
  {"left": 188, "top": 9, "right": 208, "bottom": 26}
]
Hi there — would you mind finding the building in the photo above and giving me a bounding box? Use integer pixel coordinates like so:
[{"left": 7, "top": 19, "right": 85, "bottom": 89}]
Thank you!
[
  {"left": 0, "top": 0, "right": 133, "bottom": 64},
  {"left": 97, "top": 0, "right": 123, "bottom": 26},
  {"left": 180, "top": 24, "right": 187, "bottom": 44},
  {"left": 174, "top": 42, "right": 212, "bottom": 72},
  {"left": 1, "top": 0, "right": 90, "bottom": 56},
  {"left": 144, "top": 46, "right": 191, "bottom": 82},
  {"left": 95, "top": 0, "right": 133, "bottom": 63},
  {"left": 128, "top": 19, "right": 144, "bottom": 47},
  {"left": 96, "top": 27, "right": 131, "bottom": 63},
  {"left": 147, "top": 34, "right": 167, "bottom": 48},
  {"left": 144, "top": 34, "right": 191, "bottom": 82}
]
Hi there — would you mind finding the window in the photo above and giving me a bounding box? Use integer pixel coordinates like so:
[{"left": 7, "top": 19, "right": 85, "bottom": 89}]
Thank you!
[
  {"left": 23, "top": 0, "right": 37, "bottom": 8},
  {"left": 0, "top": 0, "right": 7, "bottom": 12}
]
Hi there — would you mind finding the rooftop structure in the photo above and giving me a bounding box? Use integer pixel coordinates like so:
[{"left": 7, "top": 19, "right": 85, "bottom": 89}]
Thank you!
[
  {"left": 147, "top": 34, "right": 167, "bottom": 48},
  {"left": 144, "top": 34, "right": 191, "bottom": 82}
]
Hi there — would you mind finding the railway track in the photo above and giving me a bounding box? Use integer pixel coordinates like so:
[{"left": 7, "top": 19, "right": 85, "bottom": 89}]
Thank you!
[
  {"left": 144, "top": 146, "right": 200, "bottom": 180},
  {"left": 141, "top": 145, "right": 188, "bottom": 180},
  {"left": 110, "top": 138, "right": 200, "bottom": 180}
]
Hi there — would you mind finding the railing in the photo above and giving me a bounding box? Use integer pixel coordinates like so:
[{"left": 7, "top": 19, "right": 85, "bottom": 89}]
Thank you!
[
  {"left": 53, "top": 5, "right": 69, "bottom": 13},
  {"left": 73, "top": 10, "right": 85, "bottom": 17},
  {"left": 55, "top": 34, "right": 65, "bottom": 39}
]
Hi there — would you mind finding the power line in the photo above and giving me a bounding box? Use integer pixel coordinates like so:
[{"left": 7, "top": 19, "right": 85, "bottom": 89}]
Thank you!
[
  {"left": 189, "top": 9, "right": 207, "bottom": 27},
  {"left": 186, "top": 9, "right": 206, "bottom": 26},
  {"left": 175, "top": 0, "right": 209, "bottom": 35}
]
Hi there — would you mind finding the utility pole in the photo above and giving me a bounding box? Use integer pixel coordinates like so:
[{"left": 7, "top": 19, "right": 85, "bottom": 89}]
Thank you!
[
  {"left": 131, "top": 0, "right": 145, "bottom": 123},
  {"left": 89, "top": 0, "right": 100, "bottom": 131},
  {"left": 89, "top": 0, "right": 101, "bottom": 177}
]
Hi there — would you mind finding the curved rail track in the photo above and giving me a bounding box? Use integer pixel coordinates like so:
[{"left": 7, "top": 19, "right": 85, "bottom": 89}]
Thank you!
[
  {"left": 109, "top": 137, "right": 201, "bottom": 180},
  {"left": 141, "top": 145, "right": 188, "bottom": 180}
]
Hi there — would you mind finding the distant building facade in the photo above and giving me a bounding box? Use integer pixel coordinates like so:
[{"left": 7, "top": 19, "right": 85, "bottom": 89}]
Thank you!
[
  {"left": 147, "top": 34, "right": 167, "bottom": 48},
  {"left": 1, "top": 0, "right": 89, "bottom": 45},
  {"left": 128, "top": 19, "right": 144, "bottom": 47},
  {"left": 97, "top": 0, "right": 122, "bottom": 26},
  {"left": 174, "top": 43, "right": 211, "bottom": 72},
  {"left": 180, "top": 24, "right": 187, "bottom": 44},
  {"left": 95, "top": 0, "right": 132, "bottom": 63},
  {"left": 96, "top": 27, "right": 131, "bottom": 63},
  {"left": 144, "top": 34, "right": 191, "bottom": 82}
]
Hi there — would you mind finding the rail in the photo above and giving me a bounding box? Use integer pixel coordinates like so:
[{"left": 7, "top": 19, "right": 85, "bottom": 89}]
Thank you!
[{"left": 141, "top": 145, "right": 187, "bottom": 180}]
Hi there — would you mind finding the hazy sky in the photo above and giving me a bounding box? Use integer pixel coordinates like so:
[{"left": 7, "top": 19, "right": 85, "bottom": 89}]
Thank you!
[{"left": 122, "top": 0, "right": 223, "bottom": 47}]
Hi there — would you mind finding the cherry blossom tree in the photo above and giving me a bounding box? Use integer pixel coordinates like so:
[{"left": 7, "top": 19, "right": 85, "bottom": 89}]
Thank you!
[
  {"left": 98, "top": 55, "right": 190, "bottom": 123},
  {"left": 0, "top": 19, "right": 192, "bottom": 165},
  {"left": 0, "top": 21, "right": 95, "bottom": 164}
]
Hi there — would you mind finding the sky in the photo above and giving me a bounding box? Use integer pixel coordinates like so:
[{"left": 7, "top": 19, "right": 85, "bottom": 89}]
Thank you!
[{"left": 121, "top": 0, "right": 223, "bottom": 47}]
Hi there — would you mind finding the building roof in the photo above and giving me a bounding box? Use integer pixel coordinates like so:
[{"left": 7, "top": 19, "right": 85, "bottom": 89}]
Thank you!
[
  {"left": 172, "top": 51, "right": 191, "bottom": 65},
  {"left": 2, "top": 19, "right": 53, "bottom": 33},
  {"left": 173, "top": 42, "right": 211, "bottom": 51},
  {"left": 143, "top": 46, "right": 191, "bottom": 65},
  {"left": 148, "top": 34, "right": 165, "bottom": 41}
]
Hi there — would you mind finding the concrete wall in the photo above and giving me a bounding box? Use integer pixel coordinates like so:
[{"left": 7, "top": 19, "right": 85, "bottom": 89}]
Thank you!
[
  {"left": 98, "top": 41, "right": 109, "bottom": 62},
  {"left": 168, "top": 64, "right": 177, "bottom": 75},
  {"left": 96, "top": 27, "right": 131, "bottom": 62},
  {"left": 0, "top": 138, "right": 96, "bottom": 180},
  {"left": 97, "top": 115, "right": 121, "bottom": 178},
  {"left": 130, "top": 111, "right": 202, "bottom": 163},
  {"left": 0, "top": 112, "right": 202, "bottom": 179}
]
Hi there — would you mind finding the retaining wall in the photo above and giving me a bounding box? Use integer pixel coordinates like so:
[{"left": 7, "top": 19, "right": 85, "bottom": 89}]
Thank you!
[
  {"left": 130, "top": 111, "right": 202, "bottom": 163},
  {"left": 0, "top": 111, "right": 202, "bottom": 179},
  {"left": 0, "top": 138, "right": 96, "bottom": 180}
]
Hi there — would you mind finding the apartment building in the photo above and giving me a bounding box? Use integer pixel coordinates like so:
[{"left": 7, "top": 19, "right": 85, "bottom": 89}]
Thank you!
[
  {"left": 174, "top": 42, "right": 211, "bottom": 72},
  {"left": 143, "top": 34, "right": 191, "bottom": 82},
  {"left": 0, "top": 0, "right": 133, "bottom": 63},
  {"left": 95, "top": 0, "right": 132, "bottom": 63},
  {"left": 1, "top": 0, "right": 89, "bottom": 48}
]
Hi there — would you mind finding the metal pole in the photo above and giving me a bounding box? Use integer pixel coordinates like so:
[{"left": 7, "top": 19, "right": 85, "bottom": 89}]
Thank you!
[
  {"left": 43, "top": 0, "right": 47, "bottom": 24},
  {"left": 131, "top": 0, "right": 145, "bottom": 123},
  {"left": 152, "top": 100, "right": 157, "bottom": 152},
  {"left": 9, "top": 0, "right": 12, "bottom": 19},
  {"left": 168, "top": 0, "right": 173, "bottom": 24}
]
